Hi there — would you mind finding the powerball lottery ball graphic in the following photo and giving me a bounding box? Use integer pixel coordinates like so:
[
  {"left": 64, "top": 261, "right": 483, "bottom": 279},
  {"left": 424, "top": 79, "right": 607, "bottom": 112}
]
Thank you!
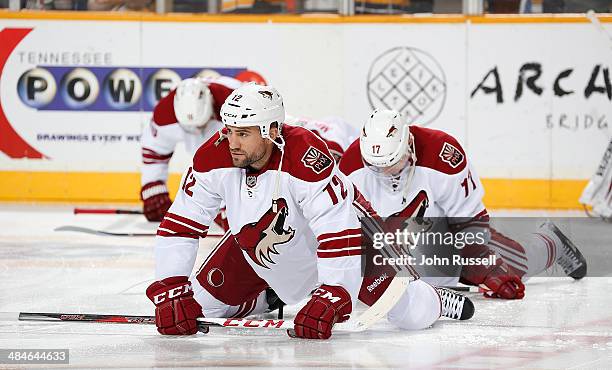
[
  {"left": 235, "top": 70, "right": 267, "bottom": 85},
  {"left": 60, "top": 67, "right": 99, "bottom": 109},
  {"left": 194, "top": 69, "right": 221, "bottom": 80},
  {"left": 145, "top": 68, "right": 181, "bottom": 107},
  {"left": 103, "top": 68, "right": 142, "bottom": 109},
  {"left": 17, "top": 67, "right": 57, "bottom": 108}
]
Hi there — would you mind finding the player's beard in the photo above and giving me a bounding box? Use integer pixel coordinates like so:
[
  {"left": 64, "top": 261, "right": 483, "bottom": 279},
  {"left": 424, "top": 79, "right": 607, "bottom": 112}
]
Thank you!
[{"left": 231, "top": 143, "right": 268, "bottom": 168}]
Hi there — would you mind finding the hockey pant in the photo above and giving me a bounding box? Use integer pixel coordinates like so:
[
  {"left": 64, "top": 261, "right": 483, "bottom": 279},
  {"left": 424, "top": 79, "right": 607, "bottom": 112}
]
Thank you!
[{"left": 191, "top": 231, "right": 441, "bottom": 330}]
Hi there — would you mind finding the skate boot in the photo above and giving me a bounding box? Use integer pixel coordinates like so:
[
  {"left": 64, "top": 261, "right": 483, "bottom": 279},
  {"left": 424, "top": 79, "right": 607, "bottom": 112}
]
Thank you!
[
  {"left": 265, "top": 288, "right": 286, "bottom": 319},
  {"left": 435, "top": 287, "right": 474, "bottom": 320},
  {"left": 539, "top": 221, "right": 587, "bottom": 280}
]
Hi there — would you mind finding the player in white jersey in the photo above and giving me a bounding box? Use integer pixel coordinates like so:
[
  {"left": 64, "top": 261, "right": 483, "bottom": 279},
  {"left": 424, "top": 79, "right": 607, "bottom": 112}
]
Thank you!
[
  {"left": 284, "top": 115, "right": 359, "bottom": 162},
  {"left": 340, "top": 109, "right": 588, "bottom": 299},
  {"left": 140, "top": 76, "right": 241, "bottom": 222},
  {"left": 145, "top": 84, "right": 471, "bottom": 339}
]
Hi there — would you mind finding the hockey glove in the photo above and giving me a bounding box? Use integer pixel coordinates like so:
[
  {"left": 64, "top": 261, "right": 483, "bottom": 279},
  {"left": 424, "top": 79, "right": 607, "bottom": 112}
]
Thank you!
[
  {"left": 291, "top": 284, "right": 351, "bottom": 339},
  {"left": 460, "top": 260, "right": 525, "bottom": 299},
  {"left": 146, "top": 276, "right": 204, "bottom": 335},
  {"left": 141, "top": 181, "right": 172, "bottom": 222}
]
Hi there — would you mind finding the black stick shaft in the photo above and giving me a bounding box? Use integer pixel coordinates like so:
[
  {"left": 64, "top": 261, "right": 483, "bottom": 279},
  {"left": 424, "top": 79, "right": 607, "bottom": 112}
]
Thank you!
[
  {"left": 18, "top": 312, "right": 214, "bottom": 332},
  {"left": 19, "top": 312, "right": 155, "bottom": 324},
  {"left": 74, "top": 208, "right": 143, "bottom": 215}
]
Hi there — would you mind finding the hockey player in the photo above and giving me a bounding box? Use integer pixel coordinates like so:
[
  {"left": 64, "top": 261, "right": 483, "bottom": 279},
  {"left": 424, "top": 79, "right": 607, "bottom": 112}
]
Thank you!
[
  {"left": 140, "top": 76, "right": 241, "bottom": 222},
  {"left": 145, "top": 84, "right": 471, "bottom": 340},
  {"left": 284, "top": 116, "right": 359, "bottom": 162},
  {"left": 340, "top": 109, "right": 588, "bottom": 299}
]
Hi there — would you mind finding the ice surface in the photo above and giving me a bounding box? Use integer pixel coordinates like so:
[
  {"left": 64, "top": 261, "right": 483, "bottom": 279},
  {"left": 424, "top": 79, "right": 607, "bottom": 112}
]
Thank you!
[{"left": 1, "top": 205, "right": 611, "bottom": 368}]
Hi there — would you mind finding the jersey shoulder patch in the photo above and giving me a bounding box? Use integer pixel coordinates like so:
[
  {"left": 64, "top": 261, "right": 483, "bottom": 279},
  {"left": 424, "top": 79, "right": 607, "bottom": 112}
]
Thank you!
[
  {"left": 192, "top": 132, "right": 234, "bottom": 173},
  {"left": 412, "top": 126, "right": 467, "bottom": 175},
  {"left": 152, "top": 90, "right": 178, "bottom": 126},
  {"left": 338, "top": 139, "right": 363, "bottom": 176},
  {"left": 282, "top": 126, "right": 335, "bottom": 182}
]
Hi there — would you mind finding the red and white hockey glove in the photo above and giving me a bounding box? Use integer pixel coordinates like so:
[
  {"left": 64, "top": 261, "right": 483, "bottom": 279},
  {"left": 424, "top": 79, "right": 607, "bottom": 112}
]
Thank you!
[
  {"left": 141, "top": 181, "right": 172, "bottom": 222},
  {"left": 291, "top": 285, "right": 352, "bottom": 339},
  {"left": 146, "top": 276, "right": 204, "bottom": 335},
  {"left": 460, "top": 260, "right": 525, "bottom": 300}
]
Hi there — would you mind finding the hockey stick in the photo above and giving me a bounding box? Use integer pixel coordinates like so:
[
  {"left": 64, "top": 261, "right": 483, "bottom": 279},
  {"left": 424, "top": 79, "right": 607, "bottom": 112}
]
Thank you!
[
  {"left": 17, "top": 311, "right": 386, "bottom": 333},
  {"left": 54, "top": 226, "right": 156, "bottom": 237},
  {"left": 19, "top": 312, "right": 156, "bottom": 325},
  {"left": 586, "top": 10, "right": 612, "bottom": 50},
  {"left": 441, "top": 285, "right": 485, "bottom": 293},
  {"left": 18, "top": 280, "right": 408, "bottom": 334},
  {"left": 328, "top": 201, "right": 414, "bottom": 332},
  {"left": 74, "top": 208, "right": 143, "bottom": 215},
  {"left": 54, "top": 226, "right": 224, "bottom": 238}
]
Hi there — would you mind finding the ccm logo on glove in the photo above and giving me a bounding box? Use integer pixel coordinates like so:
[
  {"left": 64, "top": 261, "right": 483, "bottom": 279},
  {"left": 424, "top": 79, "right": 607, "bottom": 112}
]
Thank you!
[
  {"left": 312, "top": 287, "right": 343, "bottom": 303},
  {"left": 152, "top": 283, "right": 192, "bottom": 304}
]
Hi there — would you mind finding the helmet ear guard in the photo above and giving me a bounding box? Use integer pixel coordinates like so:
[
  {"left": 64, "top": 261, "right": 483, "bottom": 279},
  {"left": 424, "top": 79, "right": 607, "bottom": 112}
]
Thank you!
[{"left": 174, "top": 78, "right": 214, "bottom": 132}]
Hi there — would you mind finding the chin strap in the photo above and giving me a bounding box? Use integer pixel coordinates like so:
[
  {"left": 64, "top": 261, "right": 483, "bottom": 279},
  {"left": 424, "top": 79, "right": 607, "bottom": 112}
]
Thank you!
[
  {"left": 214, "top": 128, "right": 227, "bottom": 146},
  {"left": 269, "top": 134, "right": 286, "bottom": 213},
  {"left": 400, "top": 141, "right": 418, "bottom": 205},
  {"left": 400, "top": 164, "right": 416, "bottom": 205}
]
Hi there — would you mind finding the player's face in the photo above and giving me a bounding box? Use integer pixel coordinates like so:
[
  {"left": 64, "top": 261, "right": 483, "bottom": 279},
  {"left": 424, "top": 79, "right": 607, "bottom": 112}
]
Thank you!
[
  {"left": 226, "top": 125, "right": 270, "bottom": 169},
  {"left": 366, "top": 153, "right": 410, "bottom": 178}
]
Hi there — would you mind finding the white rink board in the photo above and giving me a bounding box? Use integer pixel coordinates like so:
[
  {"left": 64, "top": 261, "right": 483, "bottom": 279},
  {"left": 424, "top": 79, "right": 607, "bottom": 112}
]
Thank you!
[
  {"left": 468, "top": 23, "right": 612, "bottom": 179},
  {"left": 0, "top": 19, "right": 610, "bottom": 180}
]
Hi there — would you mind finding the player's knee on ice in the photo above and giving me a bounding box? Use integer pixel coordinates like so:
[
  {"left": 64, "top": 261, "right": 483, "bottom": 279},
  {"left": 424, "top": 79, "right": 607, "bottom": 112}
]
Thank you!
[
  {"left": 192, "top": 279, "right": 269, "bottom": 318},
  {"left": 387, "top": 280, "right": 441, "bottom": 330}
]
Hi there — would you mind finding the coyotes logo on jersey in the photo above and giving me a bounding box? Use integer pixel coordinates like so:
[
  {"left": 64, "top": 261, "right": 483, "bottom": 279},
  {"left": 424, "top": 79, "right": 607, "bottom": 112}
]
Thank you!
[
  {"left": 301, "top": 146, "right": 333, "bottom": 174},
  {"left": 439, "top": 142, "right": 464, "bottom": 168},
  {"left": 234, "top": 198, "right": 295, "bottom": 269},
  {"left": 387, "top": 190, "right": 431, "bottom": 233}
]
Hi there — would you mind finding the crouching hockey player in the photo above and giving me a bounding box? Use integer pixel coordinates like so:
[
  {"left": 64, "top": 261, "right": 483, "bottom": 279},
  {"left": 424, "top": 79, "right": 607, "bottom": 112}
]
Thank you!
[{"left": 340, "top": 109, "right": 588, "bottom": 300}]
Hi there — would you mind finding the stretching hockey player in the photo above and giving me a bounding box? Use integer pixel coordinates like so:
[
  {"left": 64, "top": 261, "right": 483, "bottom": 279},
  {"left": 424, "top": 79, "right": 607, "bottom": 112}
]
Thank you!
[
  {"left": 285, "top": 116, "right": 359, "bottom": 162},
  {"left": 140, "top": 76, "right": 241, "bottom": 222},
  {"left": 145, "top": 84, "right": 472, "bottom": 340},
  {"left": 340, "top": 109, "right": 588, "bottom": 299}
]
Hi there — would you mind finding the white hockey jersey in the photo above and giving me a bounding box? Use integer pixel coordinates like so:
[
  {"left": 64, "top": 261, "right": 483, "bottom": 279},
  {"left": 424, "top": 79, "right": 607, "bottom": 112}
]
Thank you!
[
  {"left": 339, "top": 126, "right": 487, "bottom": 221},
  {"left": 154, "top": 125, "right": 363, "bottom": 305},
  {"left": 286, "top": 116, "right": 359, "bottom": 161},
  {"left": 140, "top": 77, "right": 241, "bottom": 185}
]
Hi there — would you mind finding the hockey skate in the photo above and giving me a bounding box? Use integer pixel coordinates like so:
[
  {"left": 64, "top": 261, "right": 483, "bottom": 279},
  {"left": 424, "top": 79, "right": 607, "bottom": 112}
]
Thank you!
[
  {"left": 264, "top": 287, "right": 286, "bottom": 318},
  {"left": 435, "top": 287, "right": 474, "bottom": 320},
  {"left": 539, "top": 221, "right": 587, "bottom": 280}
]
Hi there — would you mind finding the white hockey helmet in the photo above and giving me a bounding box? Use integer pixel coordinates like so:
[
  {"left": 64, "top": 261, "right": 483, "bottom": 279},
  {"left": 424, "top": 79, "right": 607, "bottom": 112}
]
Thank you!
[
  {"left": 174, "top": 78, "right": 213, "bottom": 132},
  {"left": 360, "top": 109, "right": 415, "bottom": 172},
  {"left": 220, "top": 83, "right": 285, "bottom": 140}
]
